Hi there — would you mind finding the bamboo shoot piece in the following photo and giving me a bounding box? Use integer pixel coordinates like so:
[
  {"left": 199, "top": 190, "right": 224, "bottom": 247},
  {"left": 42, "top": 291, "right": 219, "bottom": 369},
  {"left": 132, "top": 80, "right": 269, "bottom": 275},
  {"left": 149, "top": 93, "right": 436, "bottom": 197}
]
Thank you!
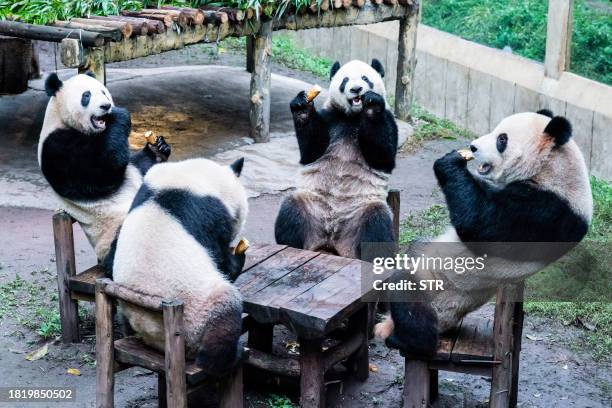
[
  {"left": 457, "top": 149, "right": 474, "bottom": 161},
  {"left": 234, "top": 238, "right": 250, "bottom": 255},
  {"left": 306, "top": 85, "right": 322, "bottom": 102}
]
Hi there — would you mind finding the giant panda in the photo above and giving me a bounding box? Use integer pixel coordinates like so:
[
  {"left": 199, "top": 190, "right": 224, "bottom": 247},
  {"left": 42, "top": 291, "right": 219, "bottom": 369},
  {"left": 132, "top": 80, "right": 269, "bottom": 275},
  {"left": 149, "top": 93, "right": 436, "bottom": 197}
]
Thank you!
[
  {"left": 275, "top": 59, "right": 398, "bottom": 260},
  {"left": 375, "top": 110, "right": 593, "bottom": 354},
  {"left": 111, "top": 157, "right": 248, "bottom": 376},
  {"left": 38, "top": 72, "right": 170, "bottom": 262}
]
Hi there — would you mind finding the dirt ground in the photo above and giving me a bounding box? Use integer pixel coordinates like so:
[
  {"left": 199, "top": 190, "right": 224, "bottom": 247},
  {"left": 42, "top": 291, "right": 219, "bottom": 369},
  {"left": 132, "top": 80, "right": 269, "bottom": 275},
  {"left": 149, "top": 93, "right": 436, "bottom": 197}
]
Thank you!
[{"left": 0, "top": 42, "right": 610, "bottom": 408}]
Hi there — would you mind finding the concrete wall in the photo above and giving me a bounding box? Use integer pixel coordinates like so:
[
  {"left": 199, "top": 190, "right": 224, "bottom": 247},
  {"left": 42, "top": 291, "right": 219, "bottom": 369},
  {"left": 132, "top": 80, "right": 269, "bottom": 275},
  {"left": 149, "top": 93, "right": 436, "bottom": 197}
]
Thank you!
[{"left": 283, "top": 23, "right": 612, "bottom": 180}]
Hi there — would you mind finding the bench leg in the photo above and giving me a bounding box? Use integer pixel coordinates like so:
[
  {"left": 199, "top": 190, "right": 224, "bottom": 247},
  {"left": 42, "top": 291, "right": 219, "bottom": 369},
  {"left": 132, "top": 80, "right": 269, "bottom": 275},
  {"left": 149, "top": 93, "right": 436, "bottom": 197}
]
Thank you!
[
  {"left": 346, "top": 305, "right": 370, "bottom": 381},
  {"left": 429, "top": 369, "right": 438, "bottom": 402},
  {"left": 509, "top": 301, "right": 524, "bottom": 408},
  {"left": 299, "top": 337, "right": 325, "bottom": 408},
  {"left": 95, "top": 280, "right": 114, "bottom": 408},
  {"left": 158, "top": 373, "right": 167, "bottom": 408},
  {"left": 163, "top": 301, "right": 187, "bottom": 408},
  {"left": 53, "top": 212, "right": 80, "bottom": 343},
  {"left": 402, "top": 359, "right": 429, "bottom": 408},
  {"left": 219, "top": 365, "right": 243, "bottom": 408},
  {"left": 248, "top": 19, "right": 272, "bottom": 143}
]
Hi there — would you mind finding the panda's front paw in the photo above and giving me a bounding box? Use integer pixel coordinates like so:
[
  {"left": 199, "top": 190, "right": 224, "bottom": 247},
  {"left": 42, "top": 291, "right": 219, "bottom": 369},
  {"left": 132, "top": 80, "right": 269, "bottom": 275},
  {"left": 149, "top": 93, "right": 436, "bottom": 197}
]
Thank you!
[
  {"left": 433, "top": 151, "right": 467, "bottom": 184},
  {"left": 362, "top": 91, "right": 385, "bottom": 117},
  {"left": 290, "top": 91, "right": 314, "bottom": 122},
  {"left": 146, "top": 136, "right": 171, "bottom": 162}
]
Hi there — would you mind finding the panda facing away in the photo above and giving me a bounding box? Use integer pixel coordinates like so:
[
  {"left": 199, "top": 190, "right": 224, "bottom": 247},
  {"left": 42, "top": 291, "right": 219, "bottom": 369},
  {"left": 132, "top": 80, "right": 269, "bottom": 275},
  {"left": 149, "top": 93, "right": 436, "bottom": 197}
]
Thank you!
[
  {"left": 38, "top": 73, "right": 170, "bottom": 262},
  {"left": 375, "top": 110, "right": 593, "bottom": 355},
  {"left": 275, "top": 59, "right": 398, "bottom": 259},
  {"left": 111, "top": 157, "right": 247, "bottom": 376}
]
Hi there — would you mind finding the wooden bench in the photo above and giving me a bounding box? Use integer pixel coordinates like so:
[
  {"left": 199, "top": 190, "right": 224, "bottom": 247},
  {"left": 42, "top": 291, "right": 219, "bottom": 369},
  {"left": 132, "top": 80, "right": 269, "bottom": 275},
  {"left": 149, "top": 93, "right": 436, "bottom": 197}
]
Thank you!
[
  {"left": 401, "top": 283, "right": 525, "bottom": 408},
  {"left": 94, "top": 278, "right": 244, "bottom": 408}
]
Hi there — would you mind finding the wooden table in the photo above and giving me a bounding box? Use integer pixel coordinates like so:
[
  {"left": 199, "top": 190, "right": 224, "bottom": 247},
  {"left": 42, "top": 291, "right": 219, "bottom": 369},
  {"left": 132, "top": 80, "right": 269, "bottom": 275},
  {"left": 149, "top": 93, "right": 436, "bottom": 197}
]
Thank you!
[{"left": 235, "top": 243, "right": 373, "bottom": 408}]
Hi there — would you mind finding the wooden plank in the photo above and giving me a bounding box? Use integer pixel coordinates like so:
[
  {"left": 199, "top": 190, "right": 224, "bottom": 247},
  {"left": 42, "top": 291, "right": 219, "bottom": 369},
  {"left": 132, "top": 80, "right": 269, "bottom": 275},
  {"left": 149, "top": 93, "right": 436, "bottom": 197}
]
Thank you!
[
  {"left": 236, "top": 247, "right": 319, "bottom": 298},
  {"left": 242, "top": 243, "right": 287, "bottom": 271},
  {"left": 434, "top": 320, "right": 462, "bottom": 362},
  {"left": 95, "top": 280, "right": 114, "bottom": 408},
  {"left": 451, "top": 315, "right": 494, "bottom": 363},
  {"left": 244, "top": 253, "right": 353, "bottom": 323},
  {"left": 53, "top": 211, "right": 80, "bottom": 343},
  {"left": 280, "top": 260, "right": 365, "bottom": 338},
  {"left": 544, "top": 0, "right": 573, "bottom": 79},
  {"left": 69, "top": 265, "right": 106, "bottom": 296},
  {"left": 114, "top": 337, "right": 207, "bottom": 385}
]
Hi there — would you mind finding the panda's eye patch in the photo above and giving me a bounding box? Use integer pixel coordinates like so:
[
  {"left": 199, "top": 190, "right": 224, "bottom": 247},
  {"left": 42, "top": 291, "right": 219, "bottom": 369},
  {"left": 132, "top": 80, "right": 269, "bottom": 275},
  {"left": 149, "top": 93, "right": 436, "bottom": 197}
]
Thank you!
[
  {"left": 339, "top": 77, "right": 349, "bottom": 93},
  {"left": 496, "top": 133, "right": 508, "bottom": 153},
  {"left": 362, "top": 75, "right": 373, "bottom": 89},
  {"left": 81, "top": 91, "right": 91, "bottom": 107}
]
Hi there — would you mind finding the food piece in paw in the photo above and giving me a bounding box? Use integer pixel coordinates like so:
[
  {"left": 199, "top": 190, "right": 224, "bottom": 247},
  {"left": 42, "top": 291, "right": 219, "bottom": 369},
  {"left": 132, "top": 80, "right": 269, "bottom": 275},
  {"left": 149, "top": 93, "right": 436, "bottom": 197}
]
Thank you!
[
  {"left": 457, "top": 149, "right": 474, "bottom": 161},
  {"left": 144, "top": 130, "right": 156, "bottom": 145},
  {"left": 306, "top": 85, "right": 322, "bottom": 103},
  {"left": 234, "top": 238, "right": 250, "bottom": 255}
]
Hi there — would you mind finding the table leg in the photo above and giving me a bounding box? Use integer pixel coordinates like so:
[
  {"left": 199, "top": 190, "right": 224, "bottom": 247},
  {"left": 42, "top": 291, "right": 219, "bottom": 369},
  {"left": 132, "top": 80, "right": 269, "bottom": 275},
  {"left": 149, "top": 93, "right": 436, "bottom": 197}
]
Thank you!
[
  {"left": 347, "top": 305, "right": 370, "bottom": 381},
  {"left": 299, "top": 337, "right": 325, "bottom": 408}
]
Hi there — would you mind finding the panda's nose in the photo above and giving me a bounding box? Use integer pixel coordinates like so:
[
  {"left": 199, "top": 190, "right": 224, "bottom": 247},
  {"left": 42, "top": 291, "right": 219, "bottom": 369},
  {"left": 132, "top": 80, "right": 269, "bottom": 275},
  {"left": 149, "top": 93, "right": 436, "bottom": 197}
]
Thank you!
[
  {"left": 350, "top": 86, "right": 363, "bottom": 94},
  {"left": 100, "top": 103, "right": 111, "bottom": 112},
  {"left": 470, "top": 144, "right": 478, "bottom": 152}
]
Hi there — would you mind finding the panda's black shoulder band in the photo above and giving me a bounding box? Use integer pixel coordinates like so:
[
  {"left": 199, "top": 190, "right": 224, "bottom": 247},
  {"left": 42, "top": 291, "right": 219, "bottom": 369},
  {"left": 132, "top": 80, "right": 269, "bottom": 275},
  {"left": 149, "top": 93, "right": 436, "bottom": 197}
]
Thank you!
[{"left": 537, "top": 109, "right": 554, "bottom": 118}]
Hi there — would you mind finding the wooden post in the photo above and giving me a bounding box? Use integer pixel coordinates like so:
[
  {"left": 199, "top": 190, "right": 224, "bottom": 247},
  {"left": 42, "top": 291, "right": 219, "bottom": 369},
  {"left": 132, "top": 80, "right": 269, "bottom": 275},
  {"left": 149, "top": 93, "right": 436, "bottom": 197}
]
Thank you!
[
  {"left": 247, "top": 321, "right": 274, "bottom": 353},
  {"left": 429, "top": 369, "right": 438, "bottom": 402},
  {"left": 510, "top": 283, "right": 525, "bottom": 408},
  {"left": 394, "top": 5, "right": 420, "bottom": 121},
  {"left": 79, "top": 47, "right": 106, "bottom": 85},
  {"left": 249, "top": 19, "right": 273, "bottom": 143},
  {"left": 95, "top": 279, "right": 114, "bottom": 408},
  {"left": 163, "top": 300, "right": 187, "bottom": 408},
  {"left": 386, "top": 189, "right": 400, "bottom": 243},
  {"left": 299, "top": 337, "right": 325, "bottom": 408},
  {"left": 219, "top": 365, "right": 244, "bottom": 408},
  {"left": 490, "top": 283, "right": 522, "bottom": 408},
  {"left": 544, "top": 0, "right": 573, "bottom": 79},
  {"left": 52, "top": 211, "right": 80, "bottom": 343},
  {"left": 0, "top": 36, "right": 32, "bottom": 95},
  {"left": 402, "top": 360, "right": 429, "bottom": 408},
  {"left": 246, "top": 35, "right": 255, "bottom": 73}
]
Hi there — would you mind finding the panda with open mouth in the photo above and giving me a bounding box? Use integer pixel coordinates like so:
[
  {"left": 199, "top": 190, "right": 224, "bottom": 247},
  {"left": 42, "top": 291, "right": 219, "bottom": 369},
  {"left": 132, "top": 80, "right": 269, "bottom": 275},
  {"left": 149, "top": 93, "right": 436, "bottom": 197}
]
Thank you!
[
  {"left": 275, "top": 59, "right": 398, "bottom": 260},
  {"left": 38, "top": 72, "right": 171, "bottom": 263}
]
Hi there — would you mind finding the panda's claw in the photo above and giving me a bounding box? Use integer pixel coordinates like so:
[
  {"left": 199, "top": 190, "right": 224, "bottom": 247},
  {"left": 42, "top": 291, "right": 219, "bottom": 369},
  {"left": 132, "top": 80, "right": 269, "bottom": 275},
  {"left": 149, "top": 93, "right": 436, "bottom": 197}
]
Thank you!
[
  {"left": 290, "top": 90, "right": 314, "bottom": 114},
  {"left": 147, "top": 135, "right": 171, "bottom": 162},
  {"left": 362, "top": 90, "right": 385, "bottom": 117}
]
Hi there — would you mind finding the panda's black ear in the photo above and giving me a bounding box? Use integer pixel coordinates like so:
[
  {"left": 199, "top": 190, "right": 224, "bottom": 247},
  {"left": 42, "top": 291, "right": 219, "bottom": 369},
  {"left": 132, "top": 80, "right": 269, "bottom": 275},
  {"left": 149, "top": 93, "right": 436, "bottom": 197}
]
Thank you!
[
  {"left": 537, "top": 109, "right": 554, "bottom": 118},
  {"left": 45, "top": 73, "right": 63, "bottom": 97},
  {"left": 330, "top": 61, "right": 341, "bottom": 80},
  {"left": 84, "top": 71, "right": 97, "bottom": 79},
  {"left": 371, "top": 58, "right": 385, "bottom": 78},
  {"left": 230, "top": 157, "right": 244, "bottom": 177},
  {"left": 544, "top": 116, "right": 572, "bottom": 146}
]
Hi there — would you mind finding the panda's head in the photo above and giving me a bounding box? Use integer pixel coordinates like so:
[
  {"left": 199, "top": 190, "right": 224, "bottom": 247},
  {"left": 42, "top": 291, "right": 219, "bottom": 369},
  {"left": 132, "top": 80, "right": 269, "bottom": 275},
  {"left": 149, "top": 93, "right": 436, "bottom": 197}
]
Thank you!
[
  {"left": 45, "top": 72, "right": 114, "bottom": 135},
  {"left": 326, "top": 59, "right": 386, "bottom": 115},
  {"left": 468, "top": 110, "right": 573, "bottom": 185},
  {"left": 144, "top": 157, "right": 248, "bottom": 238}
]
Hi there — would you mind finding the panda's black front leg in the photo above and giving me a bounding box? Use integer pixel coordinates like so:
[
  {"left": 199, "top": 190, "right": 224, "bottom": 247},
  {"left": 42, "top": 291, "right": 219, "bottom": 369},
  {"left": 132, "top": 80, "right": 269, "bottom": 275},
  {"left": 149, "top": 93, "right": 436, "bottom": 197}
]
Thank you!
[
  {"left": 130, "top": 136, "right": 172, "bottom": 175},
  {"left": 220, "top": 248, "right": 246, "bottom": 283},
  {"left": 290, "top": 91, "right": 330, "bottom": 165},
  {"left": 99, "top": 106, "right": 132, "bottom": 170},
  {"left": 358, "top": 91, "right": 398, "bottom": 173}
]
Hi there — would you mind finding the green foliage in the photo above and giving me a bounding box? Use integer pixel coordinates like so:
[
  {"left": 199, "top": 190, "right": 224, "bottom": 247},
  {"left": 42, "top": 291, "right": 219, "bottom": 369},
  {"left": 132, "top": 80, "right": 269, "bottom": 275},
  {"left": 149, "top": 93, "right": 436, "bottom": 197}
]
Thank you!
[
  {"left": 221, "top": 34, "right": 332, "bottom": 78},
  {"left": 266, "top": 394, "right": 295, "bottom": 408},
  {"left": 35, "top": 308, "right": 62, "bottom": 339},
  {"left": 399, "top": 204, "right": 449, "bottom": 245},
  {"left": 0, "top": 0, "right": 142, "bottom": 25},
  {"left": 422, "top": 0, "right": 612, "bottom": 85}
]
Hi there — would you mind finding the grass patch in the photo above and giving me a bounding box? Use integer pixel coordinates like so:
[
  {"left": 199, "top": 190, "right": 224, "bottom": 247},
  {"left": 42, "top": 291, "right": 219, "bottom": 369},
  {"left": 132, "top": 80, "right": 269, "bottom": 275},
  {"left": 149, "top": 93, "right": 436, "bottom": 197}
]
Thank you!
[
  {"left": 403, "top": 105, "right": 475, "bottom": 153},
  {"left": 266, "top": 394, "right": 295, "bottom": 408},
  {"left": 399, "top": 177, "right": 612, "bottom": 361},
  {"left": 221, "top": 35, "right": 332, "bottom": 79},
  {"left": 422, "top": 0, "right": 612, "bottom": 85}
]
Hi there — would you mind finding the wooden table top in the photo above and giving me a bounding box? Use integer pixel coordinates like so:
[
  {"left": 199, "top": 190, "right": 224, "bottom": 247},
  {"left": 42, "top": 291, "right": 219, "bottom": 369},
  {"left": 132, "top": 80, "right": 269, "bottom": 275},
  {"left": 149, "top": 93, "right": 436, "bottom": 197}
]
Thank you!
[{"left": 236, "top": 244, "right": 371, "bottom": 339}]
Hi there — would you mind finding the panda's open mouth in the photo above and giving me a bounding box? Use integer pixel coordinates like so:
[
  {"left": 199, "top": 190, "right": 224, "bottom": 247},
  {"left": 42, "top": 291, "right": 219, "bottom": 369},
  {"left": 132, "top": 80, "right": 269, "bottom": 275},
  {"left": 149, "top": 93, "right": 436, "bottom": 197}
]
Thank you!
[
  {"left": 350, "top": 96, "right": 362, "bottom": 106},
  {"left": 477, "top": 162, "right": 492, "bottom": 175},
  {"left": 90, "top": 115, "right": 107, "bottom": 130}
]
